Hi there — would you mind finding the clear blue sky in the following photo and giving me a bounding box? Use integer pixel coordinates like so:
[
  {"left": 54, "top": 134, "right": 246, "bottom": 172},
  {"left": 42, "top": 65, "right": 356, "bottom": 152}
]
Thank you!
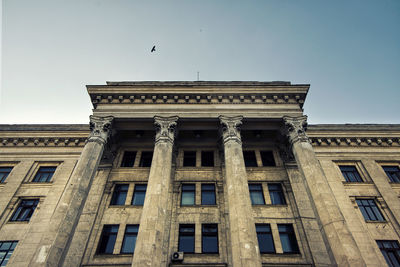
[{"left": 1, "top": 0, "right": 399, "bottom": 124}]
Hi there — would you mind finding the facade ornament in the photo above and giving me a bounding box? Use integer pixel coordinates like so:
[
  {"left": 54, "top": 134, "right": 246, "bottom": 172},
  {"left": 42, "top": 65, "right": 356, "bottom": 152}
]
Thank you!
[
  {"left": 282, "top": 115, "right": 309, "bottom": 146},
  {"left": 88, "top": 115, "right": 114, "bottom": 145},
  {"left": 154, "top": 116, "right": 178, "bottom": 145},
  {"left": 219, "top": 116, "right": 243, "bottom": 145}
]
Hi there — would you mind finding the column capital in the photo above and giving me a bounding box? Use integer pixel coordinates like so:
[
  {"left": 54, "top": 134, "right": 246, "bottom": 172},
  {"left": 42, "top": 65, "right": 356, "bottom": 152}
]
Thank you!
[
  {"left": 87, "top": 115, "right": 114, "bottom": 145},
  {"left": 282, "top": 115, "right": 309, "bottom": 145},
  {"left": 219, "top": 115, "right": 243, "bottom": 145},
  {"left": 154, "top": 116, "right": 178, "bottom": 145}
]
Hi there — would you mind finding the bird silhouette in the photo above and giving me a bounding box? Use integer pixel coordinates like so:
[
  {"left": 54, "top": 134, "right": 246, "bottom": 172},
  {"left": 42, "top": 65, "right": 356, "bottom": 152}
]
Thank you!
[{"left": 151, "top": 46, "right": 156, "bottom": 52}]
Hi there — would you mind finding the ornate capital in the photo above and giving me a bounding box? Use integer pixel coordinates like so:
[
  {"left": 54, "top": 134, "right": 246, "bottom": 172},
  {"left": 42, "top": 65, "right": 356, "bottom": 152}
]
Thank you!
[
  {"left": 282, "top": 115, "right": 309, "bottom": 145},
  {"left": 219, "top": 116, "right": 243, "bottom": 145},
  {"left": 88, "top": 116, "right": 114, "bottom": 145},
  {"left": 154, "top": 116, "right": 178, "bottom": 145}
]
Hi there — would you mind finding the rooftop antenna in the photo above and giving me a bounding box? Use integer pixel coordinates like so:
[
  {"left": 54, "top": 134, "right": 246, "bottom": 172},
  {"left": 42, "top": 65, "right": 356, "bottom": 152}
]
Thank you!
[{"left": 197, "top": 71, "right": 200, "bottom": 81}]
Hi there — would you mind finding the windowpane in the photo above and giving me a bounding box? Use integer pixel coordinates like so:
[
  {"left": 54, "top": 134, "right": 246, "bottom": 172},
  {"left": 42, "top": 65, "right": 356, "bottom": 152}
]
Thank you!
[
  {"left": 339, "top": 166, "right": 363, "bottom": 182},
  {"left": 121, "top": 151, "right": 136, "bottom": 167},
  {"left": 0, "top": 241, "right": 17, "bottom": 266},
  {"left": 243, "top": 151, "right": 257, "bottom": 167},
  {"left": 110, "top": 184, "right": 129, "bottom": 205},
  {"left": 183, "top": 151, "right": 196, "bottom": 167},
  {"left": 256, "top": 224, "right": 275, "bottom": 253},
  {"left": 278, "top": 224, "right": 299, "bottom": 254},
  {"left": 98, "top": 225, "right": 119, "bottom": 254},
  {"left": 11, "top": 199, "right": 39, "bottom": 222},
  {"left": 0, "top": 167, "right": 13, "bottom": 183},
  {"left": 260, "top": 151, "right": 275, "bottom": 166},
  {"left": 33, "top": 167, "right": 56, "bottom": 182},
  {"left": 201, "top": 151, "right": 214, "bottom": 167},
  {"left": 377, "top": 240, "right": 400, "bottom": 267},
  {"left": 139, "top": 151, "right": 153, "bottom": 167},
  {"left": 249, "top": 184, "right": 265, "bottom": 205},
  {"left": 121, "top": 225, "right": 139, "bottom": 254},
  {"left": 201, "top": 184, "right": 216, "bottom": 205},
  {"left": 132, "top": 185, "right": 147, "bottom": 205},
  {"left": 202, "top": 224, "right": 218, "bottom": 253},
  {"left": 178, "top": 225, "right": 195, "bottom": 253},
  {"left": 356, "top": 199, "right": 385, "bottom": 222},
  {"left": 268, "top": 183, "right": 286, "bottom": 205},
  {"left": 383, "top": 166, "right": 400, "bottom": 183},
  {"left": 181, "top": 184, "right": 195, "bottom": 206}
]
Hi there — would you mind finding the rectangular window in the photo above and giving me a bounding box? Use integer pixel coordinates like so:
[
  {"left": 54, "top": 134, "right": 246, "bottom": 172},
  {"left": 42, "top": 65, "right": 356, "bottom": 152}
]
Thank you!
[
  {"left": 132, "top": 184, "right": 147, "bottom": 206},
  {"left": 97, "top": 225, "right": 119, "bottom": 254},
  {"left": 121, "top": 225, "right": 139, "bottom": 254},
  {"left": 383, "top": 166, "right": 400, "bottom": 183},
  {"left": 260, "top": 151, "right": 276, "bottom": 166},
  {"left": 11, "top": 199, "right": 39, "bottom": 222},
  {"left": 256, "top": 224, "right": 275, "bottom": 253},
  {"left": 243, "top": 151, "right": 258, "bottom": 167},
  {"left": 183, "top": 151, "right": 196, "bottom": 167},
  {"left": 339, "top": 166, "right": 363, "bottom": 182},
  {"left": 202, "top": 224, "right": 218, "bottom": 254},
  {"left": 121, "top": 151, "right": 137, "bottom": 167},
  {"left": 110, "top": 184, "right": 129, "bottom": 205},
  {"left": 0, "top": 241, "right": 18, "bottom": 266},
  {"left": 178, "top": 224, "right": 195, "bottom": 253},
  {"left": 249, "top": 184, "right": 265, "bottom": 205},
  {"left": 376, "top": 240, "right": 400, "bottom": 267},
  {"left": 201, "top": 184, "right": 216, "bottom": 205},
  {"left": 0, "top": 167, "right": 13, "bottom": 183},
  {"left": 268, "top": 183, "right": 286, "bottom": 205},
  {"left": 139, "top": 151, "right": 153, "bottom": 167},
  {"left": 356, "top": 199, "right": 385, "bottom": 221},
  {"left": 181, "top": 184, "right": 195, "bottom": 206},
  {"left": 278, "top": 224, "right": 299, "bottom": 254},
  {"left": 201, "top": 151, "right": 214, "bottom": 167},
  {"left": 32, "top": 167, "right": 56, "bottom": 183}
]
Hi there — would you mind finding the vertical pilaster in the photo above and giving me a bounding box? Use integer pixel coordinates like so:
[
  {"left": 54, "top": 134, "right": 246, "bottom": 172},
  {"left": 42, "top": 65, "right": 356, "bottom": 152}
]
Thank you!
[
  {"left": 31, "top": 115, "right": 114, "bottom": 267},
  {"left": 131, "top": 116, "right": 178, "bottom": 267},
  {"left": 282, "top": 116, "right": 365, "bottom": 267},
  {"left": 219, "top": 116, "right": 262, "bottom": 267}
]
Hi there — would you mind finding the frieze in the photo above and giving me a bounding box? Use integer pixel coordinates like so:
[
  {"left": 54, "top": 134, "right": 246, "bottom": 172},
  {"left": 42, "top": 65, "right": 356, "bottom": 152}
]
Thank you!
[
  {"left": 0, "top": 137, "right": 87, "bottom": 147},
  {"left": 309, "top": 137, "right": 400, "bottom": 147}
]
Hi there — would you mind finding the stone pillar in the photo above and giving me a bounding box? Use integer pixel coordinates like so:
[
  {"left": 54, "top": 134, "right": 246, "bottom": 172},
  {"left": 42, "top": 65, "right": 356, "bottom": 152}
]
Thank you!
[
  {"left": 131, "top": 116, "right": 178, "bottom": 267},
  {"left": 282, "top": 116, "right": 365, "bottom": 267},
  {"left": 219, "top": 116, "right": 262, "bottom": 267},
  {"left": 37, "top": 115, "right": 113, "bottom": 267}
]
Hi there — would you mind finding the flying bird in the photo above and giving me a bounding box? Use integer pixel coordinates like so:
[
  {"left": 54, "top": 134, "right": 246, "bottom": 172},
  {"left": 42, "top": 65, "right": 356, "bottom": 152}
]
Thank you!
[{"left": 151, "top": 46, "right": 156, "bottom": 52}]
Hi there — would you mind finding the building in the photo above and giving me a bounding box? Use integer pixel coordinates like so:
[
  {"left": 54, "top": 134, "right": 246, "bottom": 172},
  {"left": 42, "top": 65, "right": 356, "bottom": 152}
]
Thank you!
[{"left": 0, "top": 81, "right": 399, "bottom": 267}]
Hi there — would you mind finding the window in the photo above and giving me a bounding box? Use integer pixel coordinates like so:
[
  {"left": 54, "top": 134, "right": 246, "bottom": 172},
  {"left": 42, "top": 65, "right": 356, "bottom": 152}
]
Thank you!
[
  {"left": 356, "top": 199, "right": 385, "bottom": 222},
  {"left": 278, "top": 224, "right": 299, "bottom": 254},
  {"left": 121, "top": 225, "right": 139, "bottom": 254},
  {"left": 139, "top": 151, "right": 153, "bottom": 167},
  {"left": 376, "top": 240, "right": 400, "bottom": 267},
  {"left": 339, "top": 166, "right": 363, "bottom": 182},
  {"left": 110, "top": 184, "right": 129, "bottom": 205},
  {"left": 97, "top": 225, "right": 119, "bottom": 254},
  {"left": 383, "top": 166, "right": 400, "bottom": 183},
  {"left": 243, "top": 151, "right": 257, "bottom": 167},
  {"left": 201, "top": 151, "right": 214, "bottom": 167},
  {"left": 178, "top": 224, "right": 195, "bottom": 253},
  {"left": 132, "top": 184, "right": 147, "bottom": 206},
  {"left": 32, "top": 167, "right": 56, "bottom": 182},
  {"left": 268, "top": 183, "right": 286, "bottom": 205},
  {"left": 10, "top": 199, "right": 39, "bottom": 222},
  {"left": 121, "top": 151, "right": 137, "bottom": 167},
  {"left": 260, "top": 151, "right": 275, "bottom": 166},
  {"left": 0, "top": 167, "right": 13, "bottom": 183},
  {"left": 256, "top": 224, "right": 275, "bottom": 253},
  {"left": 181, "top": 184, "right": 195, "bottom": 206},
  {"left": 201, "top": 184, "right": 216, "bottom": 205},
  {"left": 183, "top": 151, "right": 196, "bottom": 167},
  {"left": 202, "top": 224, "right": 218, "bottom": 253},
  {"left": 249, "top": 184, "right": 265, "bottom": 205},
  {"left": 0, "top": 241, "right": 17, "bottom": 266}
]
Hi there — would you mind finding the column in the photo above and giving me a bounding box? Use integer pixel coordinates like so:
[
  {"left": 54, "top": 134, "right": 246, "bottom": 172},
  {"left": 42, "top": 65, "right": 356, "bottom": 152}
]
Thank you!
[
  {"left": 34, "top": 115, "right": 114, "bottom": 267},
  {"left": 132, "top": 116, "right": 178, "bottom": 267},
  {"left": 219, "top": 116, "right": 262, "bottom": 267},
  {"left": 282, "top": 116, "right": 365, "bottom": 267}
]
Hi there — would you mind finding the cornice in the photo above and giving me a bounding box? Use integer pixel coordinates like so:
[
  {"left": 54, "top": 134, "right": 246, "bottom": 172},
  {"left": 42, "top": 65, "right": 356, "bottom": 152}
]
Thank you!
[
  {"left": 0, "top": 137, "right": 88, "bottom": 147},
  {"left": 309, "top": 137, "right": 400, "bottom": 147}
]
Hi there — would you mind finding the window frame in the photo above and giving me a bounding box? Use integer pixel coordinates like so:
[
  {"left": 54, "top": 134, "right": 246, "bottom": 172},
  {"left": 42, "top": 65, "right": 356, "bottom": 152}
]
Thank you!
[
  {"left": 201, "top": 224, "right": 219, "bottom": 254},
  {"left": 249, "top": 183, "right": 265, "bottom": 205},
  {"left": 10, "top": 199, "right": 39, "bottom": 222},
  {"left": 139, "top": 151, "right": 153, "bottom": 167},
  {"left": 339, "top": 165, "right": 364, "bottom": 183},
  {"left": 382, "top": 166, "right": 400, "bottom": 183},
  {"left": 120, "top": 224, "right": 139, "bottom": 254},
  {"left": 183, "top": 151, "right": 197, "bottom": 167},
  {"left": 268, "top": 183, "right": 286, "bottom": 205},
  {"left": 181, "top": 184, "right": 196, "bottom": 206},
  {"left": 278, "top": 224, "right": 300, "bottom": 254},
  {"left": 132, "top": 184, "right": 147, "bottom": 206},
  {"left": 97, "top": 224, "right": 119, "bottom": 255},
  {"left": 110, "top": 184, "right": 129, "bottom": 206},
  {"left": 243, "top": 150, "right": 258, "bottom": 167},
  {"left": 0, "top": 167, "right": 13, "bottom": 183},
  {"left": 260, "top": 150, "right": 276, "bottom": 167},
  {"left": 201, "top": 183, "right": 216, "bottom": 205},
  {"left": 178, "top": 224, "right": 195, "bottom": 253},
  {"left": 256, "top": 224, "right": 275, "bottom": 254},
  {"left": 201, "top": 151, "right": 214, "bottom": 167},
  {"left": 120, "top": 151, "right": 137, "bottom": 167},
  {"left": 32, "top": 166, "right": 57, "bottom": 183},
  {"left": 0, "top": 240, "right": 18, "bottom": 266},
  {"left": 376, "top": 240, "right": 400, "bottom": 267},
  {"left": 356, "top": 198, "right": 385, "bottom": 222}
]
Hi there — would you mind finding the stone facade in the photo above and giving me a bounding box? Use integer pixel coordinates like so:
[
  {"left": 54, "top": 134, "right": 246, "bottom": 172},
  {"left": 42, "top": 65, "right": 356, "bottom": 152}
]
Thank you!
[{"left": 0, "top": 81, "right": 399, "bottom": 267}]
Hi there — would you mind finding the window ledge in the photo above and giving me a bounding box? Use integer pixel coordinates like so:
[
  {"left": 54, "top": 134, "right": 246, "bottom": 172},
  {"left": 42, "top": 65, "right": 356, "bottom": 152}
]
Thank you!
[
  {"left": 365, "top": 220, "right": 388, "bottom": 223},
  {"left": 180, "top": 205, "right": 218, "bottom": 208},
  {"left": 7, "top": 221, "right": 30, "bottom": 224},
  {"left": 108, "top": 205, "right": 143, "bottom": 208},
  {"left": 342, "top": 182, "right": 374, "bottom": 186}
]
